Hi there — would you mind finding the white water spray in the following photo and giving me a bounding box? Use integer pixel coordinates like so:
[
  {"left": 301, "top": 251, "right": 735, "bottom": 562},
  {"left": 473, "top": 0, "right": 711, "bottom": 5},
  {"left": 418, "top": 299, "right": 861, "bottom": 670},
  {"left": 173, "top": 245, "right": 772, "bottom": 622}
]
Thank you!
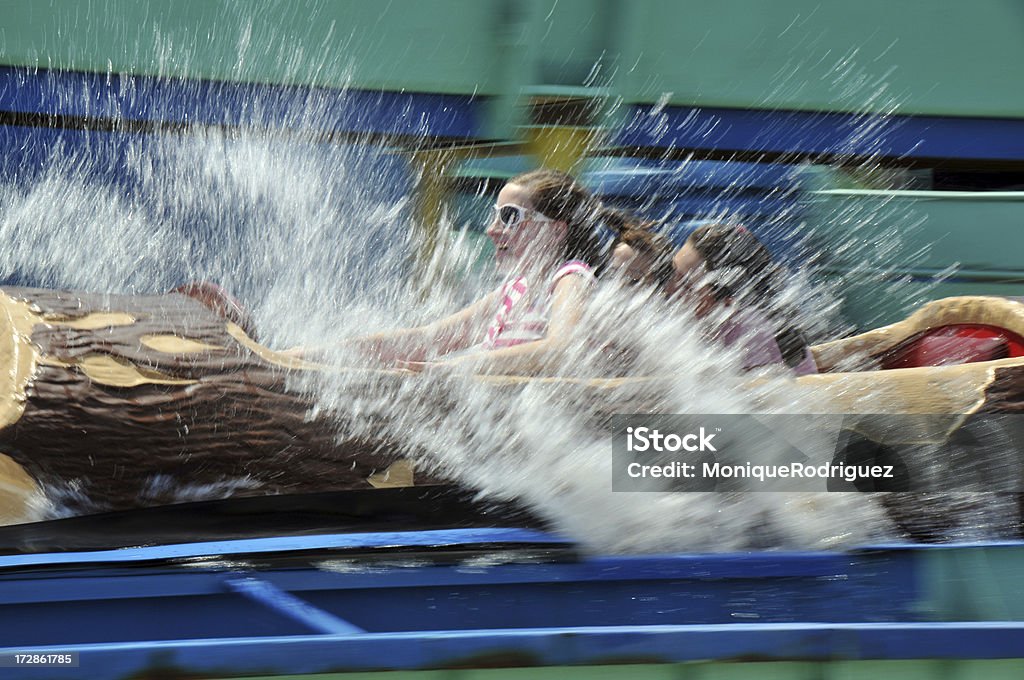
[{"left": 1, "top": 15, "right": 1006, "bottom": 550}]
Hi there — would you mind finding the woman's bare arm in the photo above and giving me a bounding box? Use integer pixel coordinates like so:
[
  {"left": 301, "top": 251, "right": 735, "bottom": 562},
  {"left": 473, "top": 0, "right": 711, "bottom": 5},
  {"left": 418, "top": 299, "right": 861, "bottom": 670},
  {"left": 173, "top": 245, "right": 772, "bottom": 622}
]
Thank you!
[
  {"left": 286, "top": 288, "right": 501, "bottom": 362},
  {"left": 423, "top": 275, "right": 591, "bottom": 375}
]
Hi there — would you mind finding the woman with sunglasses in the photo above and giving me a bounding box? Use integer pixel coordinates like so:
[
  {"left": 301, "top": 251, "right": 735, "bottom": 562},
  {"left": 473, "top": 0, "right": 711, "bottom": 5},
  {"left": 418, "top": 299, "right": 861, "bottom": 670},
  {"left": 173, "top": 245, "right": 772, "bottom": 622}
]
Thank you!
[{"left": 326, "top": 169, "right": 612, "bottom": 375}]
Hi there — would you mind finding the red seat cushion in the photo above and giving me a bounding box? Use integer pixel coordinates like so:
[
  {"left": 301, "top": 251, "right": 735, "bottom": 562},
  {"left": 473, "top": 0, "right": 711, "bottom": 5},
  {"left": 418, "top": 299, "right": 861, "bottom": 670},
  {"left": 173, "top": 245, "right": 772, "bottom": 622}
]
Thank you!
[{"left": 880, "top": 324, "right": 1023, "bottom": 369}]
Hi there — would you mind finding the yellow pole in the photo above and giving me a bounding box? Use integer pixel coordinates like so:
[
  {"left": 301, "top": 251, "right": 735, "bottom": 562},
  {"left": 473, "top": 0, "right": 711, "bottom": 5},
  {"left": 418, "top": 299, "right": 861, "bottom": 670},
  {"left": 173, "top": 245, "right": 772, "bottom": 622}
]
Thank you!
[
  {"left": 523, "top": 124, "right": 600, "bottom": 173},
  {"left": 408, "top": 146, "right": 483, "bottom": 295},
  {"left": 411, "top": 147, "right": 455, "bottom": 261}
]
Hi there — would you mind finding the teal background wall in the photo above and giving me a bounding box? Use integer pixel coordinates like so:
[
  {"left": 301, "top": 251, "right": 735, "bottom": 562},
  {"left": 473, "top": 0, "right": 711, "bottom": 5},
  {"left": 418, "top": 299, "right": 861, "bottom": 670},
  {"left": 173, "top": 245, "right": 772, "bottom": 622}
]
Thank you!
[
  {"left": 1, "top": 0, "right": 1022, "bottom": 118},
  {"left": 613, "top": 0, "right": 1024, "bottom": 116}
]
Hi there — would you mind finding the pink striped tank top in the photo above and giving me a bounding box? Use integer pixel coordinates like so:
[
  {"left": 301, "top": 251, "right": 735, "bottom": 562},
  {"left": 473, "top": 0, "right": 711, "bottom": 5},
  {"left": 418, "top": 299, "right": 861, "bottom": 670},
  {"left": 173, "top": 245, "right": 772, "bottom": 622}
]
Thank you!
[{"left": 481, "top": 261, "right": 594, "bottom": 349}]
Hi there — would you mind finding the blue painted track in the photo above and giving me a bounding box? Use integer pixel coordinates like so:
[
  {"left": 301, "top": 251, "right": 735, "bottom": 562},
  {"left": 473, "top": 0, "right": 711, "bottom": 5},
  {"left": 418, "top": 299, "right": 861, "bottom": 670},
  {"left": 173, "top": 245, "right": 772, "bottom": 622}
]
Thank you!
[
  {"left": 0, "top": 527, "right": 565, "bottom": 569},
  {"left": 2, "top": 528, "right": 1023, "bottom": 677},
  {"left": 8, "top": 622, "right": 1024, "bottom": 679}
]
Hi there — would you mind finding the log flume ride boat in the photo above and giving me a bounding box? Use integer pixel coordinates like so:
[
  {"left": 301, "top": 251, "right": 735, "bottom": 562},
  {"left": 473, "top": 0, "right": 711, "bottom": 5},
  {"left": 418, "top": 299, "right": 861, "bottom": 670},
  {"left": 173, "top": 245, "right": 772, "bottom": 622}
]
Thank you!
[
  {"left": 1, "top": 287, "right": 1024, "bottom": 678},
  {"left": 1, "top": 286, "right": 1024, "bottom": 519}
]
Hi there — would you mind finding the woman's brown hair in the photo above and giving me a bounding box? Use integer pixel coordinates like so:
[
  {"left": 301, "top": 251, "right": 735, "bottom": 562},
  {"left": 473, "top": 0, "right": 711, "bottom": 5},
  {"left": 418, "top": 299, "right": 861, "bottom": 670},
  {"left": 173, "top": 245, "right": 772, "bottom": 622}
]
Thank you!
[
  {"left": 614, "top": 226, "right": 676, "bottom": 287},
  {"left": 508, "top": 168, "right": 610, "bottom": 272},
  {"left": 687, "top": 223, "right": 809, "bottom": 368},
  {"left": 688, "top": 224, "right": 779, "bottom": 301}
]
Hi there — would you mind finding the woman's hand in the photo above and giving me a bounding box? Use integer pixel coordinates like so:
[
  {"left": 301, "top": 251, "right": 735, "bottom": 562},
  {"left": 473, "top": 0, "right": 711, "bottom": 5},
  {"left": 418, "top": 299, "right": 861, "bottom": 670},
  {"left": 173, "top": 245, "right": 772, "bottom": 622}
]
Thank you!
[
  {"left": 394, "top": 359, "right": 429, "bottom": 372},
  {"left": 394, "top": 357, "right": 472, "bottom": 374}
]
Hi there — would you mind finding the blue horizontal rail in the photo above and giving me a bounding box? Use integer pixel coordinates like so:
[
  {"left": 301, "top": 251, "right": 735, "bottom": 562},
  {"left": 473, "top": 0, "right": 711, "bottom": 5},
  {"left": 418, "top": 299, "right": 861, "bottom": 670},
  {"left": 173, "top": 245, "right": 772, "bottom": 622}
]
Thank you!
[
  {"left": 0, "top": 528, "right": 568, "bottom": 570},
  {"left": 4, "top": 622, "right": 1024, "bottom": 679},
  {"left": 0, "top": 550, "right": 868, "bottom": 598},
  {"left": 615, "top": 104, "right": 1024, "bottom": 162},
  {"left": 0, "top": 66, "right": 483, "bottom": 140},
  {"left": 5, "top": 66, "right": 1023, "bottom": 162}
]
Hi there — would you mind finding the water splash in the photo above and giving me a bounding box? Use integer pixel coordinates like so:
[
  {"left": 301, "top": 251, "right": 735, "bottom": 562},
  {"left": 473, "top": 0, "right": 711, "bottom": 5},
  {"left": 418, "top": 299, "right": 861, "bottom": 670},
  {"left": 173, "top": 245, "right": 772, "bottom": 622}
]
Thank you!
[
  {"left": 0, "top": 19, "right": 999, "bottom": 550},
  {"left": 297, "top": 282, "right": 896, "bottom": 553}
]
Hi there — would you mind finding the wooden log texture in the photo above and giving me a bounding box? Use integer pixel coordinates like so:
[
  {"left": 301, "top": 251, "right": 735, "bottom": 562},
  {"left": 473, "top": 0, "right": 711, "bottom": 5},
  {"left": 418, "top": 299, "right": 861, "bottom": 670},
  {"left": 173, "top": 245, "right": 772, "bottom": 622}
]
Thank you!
[
  {"left": 2, "top": 285, "right": 1024, "bottom": 529},
  {"left": 803, "top": 296, "right": 1024, "bottom": 417},
  {"left": 0, "top": 286, "right": 413, "bottom": 517},
  {"left": 978, "top": 363, "right": 1024, "bottom": 414}
]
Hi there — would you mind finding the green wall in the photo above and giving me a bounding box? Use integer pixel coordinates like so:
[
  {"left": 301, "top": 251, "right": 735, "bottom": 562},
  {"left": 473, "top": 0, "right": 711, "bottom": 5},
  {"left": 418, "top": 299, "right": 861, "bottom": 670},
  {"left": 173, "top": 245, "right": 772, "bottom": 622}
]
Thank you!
[
  {"left": 1, "top": 0, "right": 1021, "bottom": 117},
  {"left": 614, "top": 0, "right": 1024, "bottom": 117},
  {"left": 0, "top": 0, "right": 504, "bottom": 94}
]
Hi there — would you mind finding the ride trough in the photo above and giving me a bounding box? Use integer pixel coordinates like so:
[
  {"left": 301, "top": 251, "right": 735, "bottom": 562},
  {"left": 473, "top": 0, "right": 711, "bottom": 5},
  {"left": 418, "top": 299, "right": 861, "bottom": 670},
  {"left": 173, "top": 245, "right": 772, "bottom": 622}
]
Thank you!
[{"left": 1, "top": 286, "right": 1023, "bottom": 679}]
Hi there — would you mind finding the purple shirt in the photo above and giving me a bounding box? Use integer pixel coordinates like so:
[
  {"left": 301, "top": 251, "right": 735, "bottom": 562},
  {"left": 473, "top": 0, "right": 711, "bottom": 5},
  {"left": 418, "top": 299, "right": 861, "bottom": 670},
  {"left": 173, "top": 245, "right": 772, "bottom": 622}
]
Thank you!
[{"left": 718, "top": 308, "right": 817, "bottom": 375}]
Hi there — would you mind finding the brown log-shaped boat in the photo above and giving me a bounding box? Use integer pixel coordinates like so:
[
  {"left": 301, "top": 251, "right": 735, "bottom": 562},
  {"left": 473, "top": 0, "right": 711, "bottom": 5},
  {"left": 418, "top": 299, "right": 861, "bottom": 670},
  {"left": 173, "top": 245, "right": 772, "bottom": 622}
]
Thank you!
[{"left": 0, "top": 288, "right": 1022, "bottom": 526}]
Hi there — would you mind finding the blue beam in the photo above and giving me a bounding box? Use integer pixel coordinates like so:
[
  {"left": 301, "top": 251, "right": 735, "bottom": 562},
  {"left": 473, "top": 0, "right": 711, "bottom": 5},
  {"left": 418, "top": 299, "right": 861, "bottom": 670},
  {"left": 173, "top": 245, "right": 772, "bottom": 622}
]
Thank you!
[
  {"left": 0, "top": 528, "right": 567, "bottom": 570},
  {"left": 225, "top": 575, "right": 365, "bottom": 635},
  {"left": 615, "top": 104, "right": 1024, "bottom": 163},
  {"left": 4, "top": 622, "right": 1024, "bottom": 679},
  {"left": 0, "top": 551, "right": 871, "bottom": 602},
  {"left": 0, "top": 66, "right": 484, "bottom": 140}
]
